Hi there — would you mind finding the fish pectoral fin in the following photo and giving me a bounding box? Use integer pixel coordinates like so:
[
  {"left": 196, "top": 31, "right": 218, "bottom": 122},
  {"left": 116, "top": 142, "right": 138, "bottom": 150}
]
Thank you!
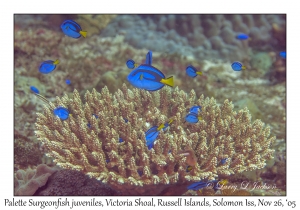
[
  {"left": 139, "top": 73, "right": 143, "bottom": 80},
  {"left": 160, "top": 76, "right": 174, "bottom": 87},
  {"left": 79, "top": 30, "right": 87, "bottom": 38}
]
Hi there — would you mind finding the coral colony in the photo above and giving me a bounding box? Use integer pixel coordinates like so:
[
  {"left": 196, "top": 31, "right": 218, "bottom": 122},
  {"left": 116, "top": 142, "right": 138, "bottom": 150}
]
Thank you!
[
  {"left": 35, "top": 84, "right": 275, "bottom": 195},
  {"left": 14, "top": 14, "right": 286, "bottom": 196}
]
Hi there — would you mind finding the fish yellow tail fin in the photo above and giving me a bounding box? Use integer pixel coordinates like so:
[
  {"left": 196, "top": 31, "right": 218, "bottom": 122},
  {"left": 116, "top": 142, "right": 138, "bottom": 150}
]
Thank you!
[
  {"left": 79, "top": 30, "right": 87, "bottom": 38},
  {"left": 219, "top": 179, "right": 228, "bottom": 185},
  {"left": 196, "top": 71, "right": 202, "bottom": 75},
  {"left": 160, "top": 76, "right": 174, "bottom": 87},
  {"left": 53, "top": 59, "right": 60, "bottom": 65},
  {"left": 242, "top": 66, "right": 246, "bottom": 70},
  {"left": 157, "top": 123, "right": 165, "bottom": 131}
]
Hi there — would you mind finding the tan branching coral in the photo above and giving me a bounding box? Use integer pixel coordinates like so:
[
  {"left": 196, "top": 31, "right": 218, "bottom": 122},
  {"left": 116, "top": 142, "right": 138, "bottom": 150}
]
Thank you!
[{"left": 35, "top": 84, "right": 275, "bottom": 195}]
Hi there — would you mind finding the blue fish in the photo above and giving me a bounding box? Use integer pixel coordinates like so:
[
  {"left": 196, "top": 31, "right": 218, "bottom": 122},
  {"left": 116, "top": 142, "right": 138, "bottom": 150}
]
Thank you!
[
  {"left": 30, "top": 86, "right": 39, "bottom": 94},
  {"left": 127, "top": 51, "right": 153, "bottom": 69},
  {"left": 187, "top": 180, "right": 218, "bottom": 191},
  {"left": 53, "top": 106, "right": 69, "bottom": 120},
  {"left": 92, "top": 114, "right": 99, "bottom": 119},
  {"left": 39, "top": 60, "right": 59, "bottom": 74},
  {"left": 185, "top": 112, "right": 202, "bottom": 124},
  {"left": 127, "top": 64, "right": 174, "bottom": 91},
  {"left": 162, "top": 126, "right": 168, "bottom": 131},
  {"left": 65, "top": 79, "right": 71, "bottom": 85},
  {"left": 119, "top": 138, "right": 124, "bottom": 143},
  {"left": 123, "top": 118, "right": 128, "bottom": 123},
  {"left": 87, "top": 114, "right": 99, "bottom": 127},
  {"left": 145, "top": 51, "right": 152, "bottom": 65},
  {"left": 149, "top": 120, "right": 173, "bottom": 134},
  {"left": 236, "top": 33, "right": 249, "bottom": 40},
  {"left": 106, "top": 159, "right": 109, "bottom": 163},
  {"left": 231, "top": 61, "right": 246, "bottom": 71},
  {"left": 220, "top": 158, "right": 228, "bottom": 165},
  {"left": 146, "top": 121, "right": 173, "bottom": 154},
  {"left": 145, "top": 126, "right": 160, "bottom": 150},
  {"left": 137, "top": 170, "right": 143, "bottom": 176},
  {"left": 186, "top": 65, "right": 202, "bottom": 78},
  {"left": 186, "top": 165, "right": 193, "bottom": 172},
  {"left": 189, "top": 105, "right": 201, "bottom": 114},
  {"left": 126, "top": 59, "right": 138, "bottom": 69},
  {"left": 61, "top": 20, "right": 87, "bottom": 39},
  {"left": 187, "top": 181, "right": 208, "bottom": 190},
  {"left": 161, "top": 119, "right": 173, "bottom": 131},
  {"left": 279, "top": 51, "right": 286, "bottom": 59}
]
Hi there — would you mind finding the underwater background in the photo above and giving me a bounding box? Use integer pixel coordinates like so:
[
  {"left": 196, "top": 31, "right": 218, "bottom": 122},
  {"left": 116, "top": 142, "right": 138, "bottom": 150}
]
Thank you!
[{"left": 14, "top": 14, "right": 286, "bottom": 196}]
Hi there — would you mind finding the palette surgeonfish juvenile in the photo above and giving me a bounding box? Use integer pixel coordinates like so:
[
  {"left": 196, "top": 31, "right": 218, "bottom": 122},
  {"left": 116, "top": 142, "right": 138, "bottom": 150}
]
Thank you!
[
  {"left": 61, "top": 20, "right": 87, "bottom": 39},
  {"left": 231, "top": 61, "right": 246, "bottom": 71},
  {"left": 220, "top": 158, "right": 228, "bottom": 165},
  {"left": 236, "top": 33, "right": 250, "bottom": 40},
  {"left": 186, "top": 65, "right": 202, "bottom": 78},
  {"left": 189, "top": 105, "right": 201, "bottom": 114},
  {"left": 145, "top": 119, "right": 173, "bottom": 149},
  {"left": 279, "top": 51, "right": 286, "bottom": 59},
  {"left": 161, "top": 118, "right": 173, "bottom": 131},
  {"left": 145, "top": 125, "right": 160, "bottom": 150},
  {"left": 127, "top": 64, "right": 174, "bottom": 91},
  {"left": 187, "top": 180, "right": 219, "bottom": 191},
  {"left": 30, "top": 86, "right": 39, "bottom": 94},
  {"left": 92, "top": 114, "right": 99, "bottom": 119},
  {"left": 187, "top": 179, "right": 228, "bottom": 191},
  {"left": 39, "top": 60, "right": 59, "bottom": 74},
  {"left": 185, "top": 112, "right": 202, "bottom": 124},
  {"left": 87, "top": 114, "right": 99, "bottom": 128},
  {"left": 185, "top": 105, "right": 202, "bottom": 123},
  {"left": 65, "top": 79, "right": 71, "bottom": 85},
  {"left": 126, "top": 59, "right": 138, "bottom": 69},
  {"left": 186, "top": 165, "right": 193, "bottom": 172},
  {"left": 53, "top": 106, "right": 70, "bottom": 120},
  {"left": 126, "top": 50, "right": 153, "bottom": 69}
]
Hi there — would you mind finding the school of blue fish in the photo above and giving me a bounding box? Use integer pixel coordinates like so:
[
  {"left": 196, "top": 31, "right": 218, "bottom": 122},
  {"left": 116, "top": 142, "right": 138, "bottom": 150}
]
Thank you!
[{"left": 29, "top": 19, "right": 286, "bottom": 192}]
